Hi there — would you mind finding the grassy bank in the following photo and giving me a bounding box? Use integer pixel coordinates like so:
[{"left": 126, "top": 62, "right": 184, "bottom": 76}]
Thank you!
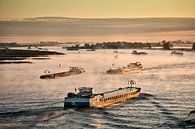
[{"left": 0, "top": 48, "right": 64, "bottom": 63}]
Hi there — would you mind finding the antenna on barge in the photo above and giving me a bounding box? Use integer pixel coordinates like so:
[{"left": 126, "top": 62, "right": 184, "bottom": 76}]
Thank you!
[{"left": 128, "top": 80, "right": 136, "bottom": 87}]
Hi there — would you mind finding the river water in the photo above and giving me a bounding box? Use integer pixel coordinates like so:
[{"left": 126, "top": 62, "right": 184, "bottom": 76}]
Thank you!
[{"left": 0, "top": 48, "right": 195, "bottom": 129}]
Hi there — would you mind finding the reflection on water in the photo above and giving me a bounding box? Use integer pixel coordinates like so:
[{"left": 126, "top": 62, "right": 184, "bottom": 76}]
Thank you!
[{"left": 0, "top": 48, "right": 195, "bottom": 128}]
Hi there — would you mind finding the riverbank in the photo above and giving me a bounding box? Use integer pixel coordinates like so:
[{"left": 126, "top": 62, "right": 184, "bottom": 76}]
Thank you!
[
  {"left": 0, "top": 48, "right": 64, "bottom": 64},
  {"left": 63, "top": 41, "right": 195, "bottom": 51}
]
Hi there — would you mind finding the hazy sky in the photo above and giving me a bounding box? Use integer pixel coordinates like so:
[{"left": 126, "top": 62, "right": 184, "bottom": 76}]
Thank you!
[{"left": 0, "top": 0, "right": 195, "bottom": 19}]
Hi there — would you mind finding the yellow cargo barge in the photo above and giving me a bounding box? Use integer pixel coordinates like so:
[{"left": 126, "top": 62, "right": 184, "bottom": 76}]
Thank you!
[{"left": 64, "top": 81, "right": 141, "bottom": 108}]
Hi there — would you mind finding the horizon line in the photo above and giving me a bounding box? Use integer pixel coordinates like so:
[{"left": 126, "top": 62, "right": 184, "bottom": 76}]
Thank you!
[{"left": 1, "top": 16, "right": 195, "bottom": 20}]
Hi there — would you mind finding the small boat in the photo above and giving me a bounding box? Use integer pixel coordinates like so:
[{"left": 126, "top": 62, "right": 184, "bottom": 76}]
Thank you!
[
  {"left": 40, "top": 67, "right": 85, "bottom": 79},
  {"left": 64, "top": 80, "right": 141, "bottom": 108},
  {"left": 113, "top": 50, "right": 119, "bottom": 53},
  {"left": 183, "top": 110, "right": 195, "bottom": 128},
  {"left": 38, "top": 47, "right": 48, "bottom": 50},
  {"left": 131, "top": 50, "right": 148, "bottom": 55},
  {"left": 86, "top": 48, "right": 95, "bottom": 51},
  {"left": 106, "top": 62, "right": 143, "bottom": 74},
  {"left": 66, "top": 45, "right": 80, "bottom": 51},
  {"left": 66, "top": 47, "right": 79, "bottom": 51},
  {"left": 171, "top": 51, "right": 183, "bottom": 56}
]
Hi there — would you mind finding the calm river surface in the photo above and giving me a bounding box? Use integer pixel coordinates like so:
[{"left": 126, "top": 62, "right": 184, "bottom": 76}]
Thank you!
[{"left": 0, "top": 48, "right": 195, "bottom": 129}]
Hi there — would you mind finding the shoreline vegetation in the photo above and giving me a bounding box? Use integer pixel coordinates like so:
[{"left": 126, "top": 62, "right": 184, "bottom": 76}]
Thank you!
[
  {"left": 64, "top": 40, "right": 195, "bottom": 51},
  {"left": 0, "top": 40, "right": 194, "bottom": 64},
  {"left": 0, "top": 40, "right": 195, "bottom": 50}
]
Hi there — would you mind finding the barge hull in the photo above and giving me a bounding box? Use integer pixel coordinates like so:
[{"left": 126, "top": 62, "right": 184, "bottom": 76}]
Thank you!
[
  {"left": 40, "top": 71, "right": 81, "bottom": 79},
  {"left": 64, "top": 98, "right": 90, "bottom": 108},
  {"left": 91, "top": 88, "right": 140, "bottom": 108}
]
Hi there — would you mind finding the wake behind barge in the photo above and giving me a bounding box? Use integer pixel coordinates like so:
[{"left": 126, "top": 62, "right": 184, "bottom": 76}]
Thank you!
[{"left": 64, "top": 81, "right": 141, "bottom": 108}]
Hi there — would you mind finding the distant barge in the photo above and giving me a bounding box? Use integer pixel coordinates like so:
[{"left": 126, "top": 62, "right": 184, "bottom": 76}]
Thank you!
[
  {"left": 106, "top": 62, "right": 143, "bottom": 74},
  {"left": 131, "top": 50, "right": 148, "bottom": 55},
  {"left": 40, "top": 67, "right": 85, "bottom": 79},
  {"left": 64, "top": 81, "right": 141, "bottom": 108},
  {"left": 171, "top": 51, "right": 183, "bottom": 56}
]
